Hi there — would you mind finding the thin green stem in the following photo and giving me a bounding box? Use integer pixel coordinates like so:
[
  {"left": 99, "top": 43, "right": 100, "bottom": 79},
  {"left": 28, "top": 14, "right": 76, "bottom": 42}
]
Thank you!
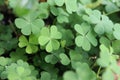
[
  {"left": 9, "top": 20, "right": 18, "bottom": 37},
  {"left": 97, "top": 67, "right": 101, "bottom": 78},
  {"left": 106, "top": 9, "right": 120, "bottom": 16}
]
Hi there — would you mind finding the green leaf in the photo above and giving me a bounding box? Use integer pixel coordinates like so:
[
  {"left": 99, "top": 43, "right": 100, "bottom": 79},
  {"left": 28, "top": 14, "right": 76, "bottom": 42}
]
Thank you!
[
  {"left": 102, "top": 68, "right": 114, "bottom": 80},
  {"left": 74, "top": 23, "right": 90, "bottom": 36},
  {"left": 74, "top": 23, "right": 96, "bottom": 51},
  {"left": 10, "top": 48, "right": 27, "bottom": 61},
  {"left": 18, "top": 35, "right": 28, "bottom": 47},
  {"left": 89, "top": 10, "right": 101, "bottom": 24},
  {"left": 75, "top": 35, "right": 91, "bottom": 51},
  {"left": 37, "top": 3, "right": 49, "bottom": 19},
  {"left": 6, "top": 60, "right": 38, "bottom": 80},
  {"left": 50, "top": 25, "right": 62, "bottom": 39},
  {"left": 100, "top": 36, "right": 110, "bottom": 47},
  {"left": 65, "top": 0, "right": 77, "bottom": 14},
  {"left": 63, "top": 71, "right": 77, "bottom": 80},
  {"left": 0, "top": 48, "right": 5, "bottom": 55},
  {"left": 17, "top": 66, "right": 25, "bottom": 75},
  {"left": 113, "top": 23, "right": 120, "bottom": 40},
  {"left": 55, "top": 0, "right": 64, "bottom": 6},
  {"left": 55, "top": 0, "right": 77, "bottom": 13},
  {"left": 75, "top": 63, "right": 96, "bottom": 80},
  {"left": 45, "top": 54, "right": 58, "bottom": 64},
  {"left": 94, "top": 15, "right": 113, "bottom": 34},
  {"left": 18, "top": 35, "right": 38, "bottom": 54},
  {"left": 15, "top": 13, "right": 44, "bottom": 35},
  {"left": 0, "top": 57, "right": 11, "bottom": 66},
  {"left": 59, "top": 53, "right": 70, "bottom": 65},
  {"left": 112, "top": 40, "right": 120, "bottom": 53},
  {"left": 38, "top": 26, "right": 62, "bottom": 52},
  {"left": 97, "top": 45, "right": 112, "bottom": 67},
  {"left": 86, "top": 31, "right": 97, "bottom": 47},
  {"left": 41, "top": 71, "right": 51, "bottom": 80}
]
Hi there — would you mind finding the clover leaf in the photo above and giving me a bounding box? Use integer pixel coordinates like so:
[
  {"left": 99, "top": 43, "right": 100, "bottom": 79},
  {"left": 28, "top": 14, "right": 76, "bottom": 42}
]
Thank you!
[
  {"left": 88, "top": 10, "right": 101, "bottom": 24},
  {"left": 40, "top": 71, "right": 51, "bottom": 80},
  {"left": 112, "top": 40, "right": 120, "bottom": 53},
  {"left": 113, "top": 23, "right": 120, "bottom": 40},
  {"left": 84, "top": 9, "right": 114, "bottom": 34},
  {"left": 18, "top": 35, "right": 38, "bottom": 54},
  {"left": 94, "top": 15, "right": 114, "bottom": 34},
  {"left": 97, "top": 45, "right": 114, "bottom": 67},
  {"left": 10, "top": 48, "right": 28, "bottom": 62},
  {"left": 5, "top": 60, "right": 38, "bottom": 80},
  {"left": 63, "top": 62, "right": 96, "bottom": 80},
  {"left": 50, "top": 6, "right": 69, "bottom": 23},
  {"left": 45, "top": 54, "right": 59, "bottom": 64},
  {"left": 59, "top": 53, "right": 70, "bottom": 65},
  {"left": 74, "top": 23, "right": 97, "bottom": 51},
  {"left": 15, "top": 13, "right": 45, "bottom": 35},
  {"left": 54, "top": 0, "right": 77, "bottom": 14},
  {"left": 37, "top": 2, "right": 49, "bottom": 19},
  {"left": 38, "top": 25, "right": 62, "bottom": 52},
  {"left": 0, "top": 57, "right": 12, "bottom": 66},
  {"left": 102, "top": 68, "right": 114, "bottom": 80}
]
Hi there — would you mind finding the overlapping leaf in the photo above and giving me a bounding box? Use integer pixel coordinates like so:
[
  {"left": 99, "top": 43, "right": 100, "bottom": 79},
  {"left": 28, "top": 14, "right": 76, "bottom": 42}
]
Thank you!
[
  {"left": 50, "top": 6, "right": 69, "bottom": 23},
  {"left": 84, "top": 9, "right": 114, "bottom": 34},
  {"left": 38, "top": 25, "right": 62, "bottom": 52},
  {"left": 18, "top": 35, "right": 38, "bottom": 54},
  {"left": 15, "top": 13, "right": 45, "bottom": 35},
  {"left": 97, "top": 45, "right": 113, "bottom": 67},
  {"left": 54, "top": 0, "right": 77, "bottom": 14},
  {"left": 74, "top": 23, "right": 97, "bottom": 51},
  {"left": 4, "top": 60, "right": 38, "bottom": 80},
  {"left": 63, "top": 62, "right": 96, "bottom": 80}
]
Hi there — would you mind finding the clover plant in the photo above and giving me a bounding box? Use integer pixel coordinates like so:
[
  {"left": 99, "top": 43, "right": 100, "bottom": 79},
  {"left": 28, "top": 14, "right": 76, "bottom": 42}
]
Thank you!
[{"left": 0, "top": 0, "right": 120, "bottom": 80}]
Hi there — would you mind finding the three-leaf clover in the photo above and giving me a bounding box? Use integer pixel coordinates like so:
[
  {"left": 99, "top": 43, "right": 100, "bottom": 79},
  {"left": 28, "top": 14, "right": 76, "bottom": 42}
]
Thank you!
[
  {"left": 94, "top": 15, "right": 114, "bottom": 34},
  {"left": 54, "top": 0, "right": 77, "bottom": 14},
  {"left": 84, "top": 9, "right": 114, "bottom": 34},
  {"left": 50, "top": 6, "right": 69, "bottom": 23},
  {"left": 63, "top": 62, "right": 96, "bottom": 80},
  {"left": 38, "top": 25, "right": 62, "bottom": 52},
  {"left": 5, "top": 60, "right": 38, "bottom": 80},
  {"left": 97, "top": 45, "right": 120, "bottom": 80},
  {"left": 74, "top": 23, "right": 97, "bottom": 51},
  {"left": 15, "top": 13, "right": 45, "bottom": 35},
  {"left": 18, "top": 35, "right": 38, "bottom": 54},
  {"left": 10, "top": 48, "right": 28, "bottom": 62}
]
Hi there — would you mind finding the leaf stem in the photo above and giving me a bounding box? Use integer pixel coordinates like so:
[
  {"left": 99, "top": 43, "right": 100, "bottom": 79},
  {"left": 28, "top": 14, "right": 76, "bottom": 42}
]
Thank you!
[
  {"left": 97, "top": 66, "right": 101, "bottom": 78},
  {"left": 8, "top": 20, "right": 18, "bottom": 37},
  {"left": 105, "top": 9, "right": 120, "bottom": 16}
]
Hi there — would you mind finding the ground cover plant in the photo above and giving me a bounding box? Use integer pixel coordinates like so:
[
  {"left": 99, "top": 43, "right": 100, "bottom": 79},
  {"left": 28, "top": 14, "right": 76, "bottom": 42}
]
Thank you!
[{"left": 0, "top": 0, "right": 120, "bottom": 80}]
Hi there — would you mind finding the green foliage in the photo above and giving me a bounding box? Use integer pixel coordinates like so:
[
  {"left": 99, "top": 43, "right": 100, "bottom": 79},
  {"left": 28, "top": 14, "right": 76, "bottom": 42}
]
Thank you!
[
  {"left": 18, "top": 35, "right": 38, "bottom": 54},
  {"left": 15, "top": 13, "right": 45, "bottom": 35},
  {"left": 0, "top": 0, "right": 120, "bottom": 80},
  {"left": 4, "top": 60, "right": 38, "bottom": 80},
  {"left": 38, "top": 25, "right": 62, "bottom": 52},
  {"left": 63, "top": 62, "right": 96, "bottom": 80},
  {"left": 75, "top": 23, "right": 97, "bottom": 51}
]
